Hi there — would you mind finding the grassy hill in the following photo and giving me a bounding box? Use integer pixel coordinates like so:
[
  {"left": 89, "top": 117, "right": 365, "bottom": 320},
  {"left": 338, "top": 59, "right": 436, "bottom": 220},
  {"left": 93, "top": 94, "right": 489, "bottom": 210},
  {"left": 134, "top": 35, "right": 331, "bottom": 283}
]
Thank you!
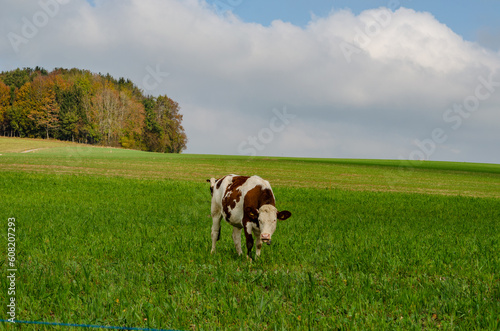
[
  {"left": 1, "top": 137, "right": 499, "bottom": 198},
  {"left": 1, "top": 137, "right": 499, "bottom": 330}
]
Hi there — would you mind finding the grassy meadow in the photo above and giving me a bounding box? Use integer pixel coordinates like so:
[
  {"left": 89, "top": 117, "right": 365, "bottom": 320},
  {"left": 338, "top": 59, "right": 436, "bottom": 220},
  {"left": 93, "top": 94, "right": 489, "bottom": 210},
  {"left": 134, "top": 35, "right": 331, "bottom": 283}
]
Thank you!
[{"left": 0, "top": 137, "right": 499, "bottom": 330}]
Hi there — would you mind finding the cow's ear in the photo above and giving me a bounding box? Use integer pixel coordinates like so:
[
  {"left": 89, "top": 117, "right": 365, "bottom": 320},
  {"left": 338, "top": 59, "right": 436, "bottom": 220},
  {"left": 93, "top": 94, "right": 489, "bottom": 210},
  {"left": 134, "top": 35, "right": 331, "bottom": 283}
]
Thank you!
[
  {"left": 206, "top": 179, "right": 211, "bottom": 183},
  {"left": 277, "top": 210, "right": 291, "bottom": 221},
  {"left": 245, "top": 207, "right": 259, "bottom": 220}
]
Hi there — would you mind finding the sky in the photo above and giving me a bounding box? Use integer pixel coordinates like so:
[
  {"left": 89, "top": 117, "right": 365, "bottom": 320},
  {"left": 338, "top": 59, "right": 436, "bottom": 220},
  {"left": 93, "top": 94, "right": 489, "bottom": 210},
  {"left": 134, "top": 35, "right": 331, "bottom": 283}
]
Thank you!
[{"left": 1, "top": 0, "right": 500, "bottom": 163}]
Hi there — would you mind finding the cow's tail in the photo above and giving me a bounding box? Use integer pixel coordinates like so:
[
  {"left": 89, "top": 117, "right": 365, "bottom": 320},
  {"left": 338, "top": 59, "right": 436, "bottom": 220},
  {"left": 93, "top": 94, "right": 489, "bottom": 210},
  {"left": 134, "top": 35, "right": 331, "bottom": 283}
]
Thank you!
[{"left": 206, "top": 178, "right": 216, "bottom": 196}]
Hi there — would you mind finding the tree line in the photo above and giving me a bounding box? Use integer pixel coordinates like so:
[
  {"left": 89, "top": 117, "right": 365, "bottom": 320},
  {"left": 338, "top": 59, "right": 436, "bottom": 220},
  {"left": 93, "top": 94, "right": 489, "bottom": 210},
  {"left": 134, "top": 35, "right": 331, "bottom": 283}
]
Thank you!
[{"left": 0, "top": 67, "right": 187, "bottom": 153}]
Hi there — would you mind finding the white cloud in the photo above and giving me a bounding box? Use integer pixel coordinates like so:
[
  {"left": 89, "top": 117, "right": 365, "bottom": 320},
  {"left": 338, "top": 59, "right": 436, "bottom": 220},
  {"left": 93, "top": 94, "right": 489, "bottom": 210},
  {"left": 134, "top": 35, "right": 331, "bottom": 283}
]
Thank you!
[{"left": 1, "top": 0, "right": 499, "bottom": 163}]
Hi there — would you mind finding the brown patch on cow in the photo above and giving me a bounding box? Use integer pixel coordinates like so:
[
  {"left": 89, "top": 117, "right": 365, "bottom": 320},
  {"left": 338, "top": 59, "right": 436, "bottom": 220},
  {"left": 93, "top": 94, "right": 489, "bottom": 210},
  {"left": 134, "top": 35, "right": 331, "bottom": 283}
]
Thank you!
[
  {"left": 244, "top": 186, "right": 275, "bottom": 211},
  {"left": 244, "top": 223, "right": 254, "bottom": 256},
  {"left": 222, "top": 176, "right": 250, "bottom": 222},
  {"left": 215, "top": 176, "right": 227, "bottom": 189}
]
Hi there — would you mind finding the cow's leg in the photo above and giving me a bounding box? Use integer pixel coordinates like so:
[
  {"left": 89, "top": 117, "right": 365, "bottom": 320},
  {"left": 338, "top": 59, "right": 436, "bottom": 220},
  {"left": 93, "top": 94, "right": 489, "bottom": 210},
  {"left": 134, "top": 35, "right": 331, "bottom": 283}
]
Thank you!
[
  {"left": 245, "top": 235, "right": 254, "bottom": 258},
  {"left": 244, "top": 222, "right": 254, "bottom": 258},
  {"left": 211, "top": 214, "right": 222, "bottom": 254},
  {"left": 254, "top": 229, "right": 263, "bottom": 257},
  {"left": 232, "top": 227, "right": 243, "bottom": 256}
]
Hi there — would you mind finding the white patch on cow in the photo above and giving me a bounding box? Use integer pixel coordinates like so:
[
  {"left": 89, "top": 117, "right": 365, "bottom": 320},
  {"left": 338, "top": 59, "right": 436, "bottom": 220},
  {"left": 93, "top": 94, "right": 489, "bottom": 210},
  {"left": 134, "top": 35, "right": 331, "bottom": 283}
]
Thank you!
[
  {"left": 246, "top": 221, "right": 253, "bottom": 235},
  {"left": 210, "top": 214, "right": 221, "bottom": 254},
  {"left": 232, "top": 227, "right": 243, "bottom": 255},
  {"left": 258, "top": 204, "right": 278, "bottom": 240},
  {"left": 211, "top": 176, "right": 232, "bottom": 218}
]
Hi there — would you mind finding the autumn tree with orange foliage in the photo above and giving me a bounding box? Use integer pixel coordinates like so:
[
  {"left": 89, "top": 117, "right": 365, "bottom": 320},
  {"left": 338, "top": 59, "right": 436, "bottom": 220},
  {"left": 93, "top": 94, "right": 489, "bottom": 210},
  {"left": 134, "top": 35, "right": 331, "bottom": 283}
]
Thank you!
[{"left": 0, "top": 81, "right": 10, "bottom": 133}]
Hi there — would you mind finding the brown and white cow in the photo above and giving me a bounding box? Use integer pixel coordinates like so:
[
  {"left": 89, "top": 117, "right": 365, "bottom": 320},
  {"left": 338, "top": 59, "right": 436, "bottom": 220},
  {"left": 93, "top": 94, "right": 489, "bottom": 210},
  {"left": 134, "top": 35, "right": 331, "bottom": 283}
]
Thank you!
[{"left": 207, "top": 175, "right": 291, "bottom": 258}]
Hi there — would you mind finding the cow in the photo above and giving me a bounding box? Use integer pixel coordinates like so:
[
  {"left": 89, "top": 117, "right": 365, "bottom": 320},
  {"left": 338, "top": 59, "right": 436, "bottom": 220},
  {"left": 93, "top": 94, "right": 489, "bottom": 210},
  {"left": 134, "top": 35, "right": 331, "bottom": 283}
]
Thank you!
[{"left": 207, "top": 175, "right": 291, "bottom": 258}]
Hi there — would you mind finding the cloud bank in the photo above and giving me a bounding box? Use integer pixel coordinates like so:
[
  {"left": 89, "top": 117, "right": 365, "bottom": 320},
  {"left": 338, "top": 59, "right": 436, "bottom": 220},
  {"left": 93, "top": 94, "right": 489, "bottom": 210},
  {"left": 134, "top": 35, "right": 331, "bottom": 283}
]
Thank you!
[{"left": 2, "top": 0, "right": 499, "bottom": 162}]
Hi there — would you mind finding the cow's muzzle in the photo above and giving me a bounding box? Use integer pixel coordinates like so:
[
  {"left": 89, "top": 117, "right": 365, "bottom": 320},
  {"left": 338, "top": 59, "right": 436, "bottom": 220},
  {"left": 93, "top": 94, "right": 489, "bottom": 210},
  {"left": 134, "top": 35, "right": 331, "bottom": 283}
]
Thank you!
[{"left": 261, "top": 233, "right": 272, "bottom": 245}]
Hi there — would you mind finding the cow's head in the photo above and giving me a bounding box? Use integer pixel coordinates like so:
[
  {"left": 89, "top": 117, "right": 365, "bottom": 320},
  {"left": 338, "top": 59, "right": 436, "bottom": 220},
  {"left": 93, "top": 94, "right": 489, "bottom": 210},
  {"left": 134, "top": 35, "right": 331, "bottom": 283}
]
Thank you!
[{"left": 246, "top": 205, "right": 291, "bottom": 245}]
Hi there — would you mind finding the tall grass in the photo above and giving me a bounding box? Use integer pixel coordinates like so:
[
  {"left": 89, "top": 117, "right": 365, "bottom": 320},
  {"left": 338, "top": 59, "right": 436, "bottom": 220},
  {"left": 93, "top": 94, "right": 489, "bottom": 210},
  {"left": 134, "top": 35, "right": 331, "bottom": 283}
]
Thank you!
[{"left": 1, "top": 168, "right": 499, "bottom": 330}]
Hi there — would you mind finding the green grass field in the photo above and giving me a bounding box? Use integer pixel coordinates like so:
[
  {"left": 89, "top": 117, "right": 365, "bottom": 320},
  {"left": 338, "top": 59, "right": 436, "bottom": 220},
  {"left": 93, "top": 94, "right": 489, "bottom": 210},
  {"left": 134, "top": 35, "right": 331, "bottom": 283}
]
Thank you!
[{"left": 1, "top": 137, "right": 499, "bottom": 330}]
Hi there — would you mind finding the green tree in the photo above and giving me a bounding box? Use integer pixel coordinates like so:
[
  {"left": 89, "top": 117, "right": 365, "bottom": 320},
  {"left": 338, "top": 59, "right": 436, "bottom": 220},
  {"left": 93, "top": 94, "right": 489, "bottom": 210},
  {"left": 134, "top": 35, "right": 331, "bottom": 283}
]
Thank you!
[
  {"left": 1, "top": 68, "right": 31, "bottom": 89},
  {"left": 155, "top": 95, "right": 187, "bottom": 153},
  {"left": 12, "top": 82, "right": 35, "bottom": 137}
]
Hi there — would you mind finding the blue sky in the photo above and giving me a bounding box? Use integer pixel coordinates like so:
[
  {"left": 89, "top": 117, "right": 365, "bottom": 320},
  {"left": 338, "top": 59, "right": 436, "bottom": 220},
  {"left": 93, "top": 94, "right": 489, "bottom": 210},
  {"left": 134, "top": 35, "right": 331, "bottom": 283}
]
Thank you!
[
  {"left": 3, "top": 0, "right": 500, "bottom": 162},
  {"left": 206, "top": 0, "right": 500, "bottom": 49}
]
